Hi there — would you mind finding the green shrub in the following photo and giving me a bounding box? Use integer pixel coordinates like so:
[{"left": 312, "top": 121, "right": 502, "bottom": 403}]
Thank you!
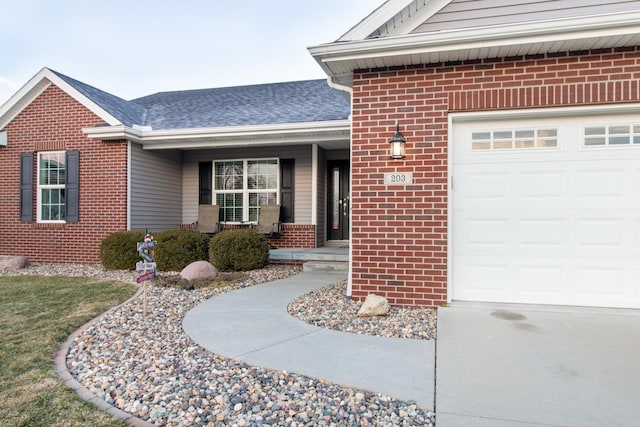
[
  {"left": 154, "top": 229, "right": 211, "bottom": 271},
  {"left": 100, "top": 230, "right": 145, "bottom": 270},
  {"left": 209, "top": 229, "right": 270, "bottom": 271}
]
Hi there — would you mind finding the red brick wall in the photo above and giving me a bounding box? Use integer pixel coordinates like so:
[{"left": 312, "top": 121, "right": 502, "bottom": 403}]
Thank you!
[
  {"left": 274, "top": 224, "right": 316, "bottom": 248},
  {"left": 351, "top": 46, "right": 640, "bottom": 307},
  {"left": 0, "top": 85, "right": 128, "bottom": 263}
]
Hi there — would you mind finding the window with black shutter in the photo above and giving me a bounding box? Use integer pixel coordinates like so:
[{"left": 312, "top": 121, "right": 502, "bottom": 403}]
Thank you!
[{"left": 23, "top": 150, "right": 80, "bottom": 223}]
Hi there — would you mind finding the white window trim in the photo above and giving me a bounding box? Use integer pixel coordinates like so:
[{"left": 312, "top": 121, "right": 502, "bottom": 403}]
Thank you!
[
  {"left": 213, "top": 158, "right": 280, "bottom": 223},
  {"left": 581, "top": 122, "right": 640, "bottom": 149},
  {"left": 37, "top": 151, "right": 66, "bottom": 224},
  {"left": 469, "top": 126, "right": 560, "bottom": 152}
]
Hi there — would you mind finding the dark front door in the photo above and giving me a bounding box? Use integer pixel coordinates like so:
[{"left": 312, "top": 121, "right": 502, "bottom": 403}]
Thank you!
[{"left": 327, "top": 160, "right": 350, "bottom": 241}]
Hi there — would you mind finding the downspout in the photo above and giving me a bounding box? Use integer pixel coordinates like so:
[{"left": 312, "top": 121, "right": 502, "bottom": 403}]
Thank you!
[{"left": 327, "top": 76, "right": 354, "bottom": 298}]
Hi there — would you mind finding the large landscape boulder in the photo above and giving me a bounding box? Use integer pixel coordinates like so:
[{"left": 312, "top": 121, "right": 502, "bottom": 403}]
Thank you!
[
  {"left": 180, "top": 260, "right": 218, "bottom": 281},
  {"left": 357, "top": 293, "right": 391, "bottom": 317},
  {"left": 0, "top": 256, "right": 30, "bottom": 271}
]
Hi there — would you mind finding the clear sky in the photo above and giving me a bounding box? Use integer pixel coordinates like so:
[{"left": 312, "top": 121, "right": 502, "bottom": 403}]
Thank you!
[{"left": 0, "top": 1, "right": 380, "bottom": 105}]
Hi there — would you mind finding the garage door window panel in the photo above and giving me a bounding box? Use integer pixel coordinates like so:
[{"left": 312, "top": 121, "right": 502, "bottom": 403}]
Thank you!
[
  {"left": 471, "top": 128, "right": 558, "bottom": 151},
  {"left": 584, "top": 124, "right": 640, "bottom": 147}
]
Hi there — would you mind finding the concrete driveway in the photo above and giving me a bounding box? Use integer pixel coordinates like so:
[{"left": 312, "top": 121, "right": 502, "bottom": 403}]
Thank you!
[{"left": 435, "top": 303, "right": 640, "bottom": 426}]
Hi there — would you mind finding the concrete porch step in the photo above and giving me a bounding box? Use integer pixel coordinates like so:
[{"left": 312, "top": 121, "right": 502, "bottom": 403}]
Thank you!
[
  {"left": 302, "top": 261, "right": 349, "bottom": 272},
  {"left": 269, "top": 247, "right": 348, "bottom": 263}
]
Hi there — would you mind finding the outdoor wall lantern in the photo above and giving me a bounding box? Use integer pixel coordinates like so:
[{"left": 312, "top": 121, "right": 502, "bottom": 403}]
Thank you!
[{"left": 389, "top": 124, "right": 406, "bottom": 159}]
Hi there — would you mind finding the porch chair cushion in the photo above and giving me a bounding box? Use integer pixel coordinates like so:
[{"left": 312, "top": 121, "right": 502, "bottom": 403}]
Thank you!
[
  {"left": 197, "top": 204, "right": 220, "bottom": 234},
  {"left": 256, "top": 204, "right": 282, "bottom": 237}
]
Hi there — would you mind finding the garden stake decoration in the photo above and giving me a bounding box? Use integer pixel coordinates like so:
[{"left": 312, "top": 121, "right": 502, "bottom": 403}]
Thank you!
[{"left": 136, "top": 232, "right": 157, "bottom": 317}]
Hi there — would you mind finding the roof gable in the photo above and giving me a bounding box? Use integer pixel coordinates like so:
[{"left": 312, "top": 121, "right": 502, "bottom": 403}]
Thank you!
[
  {"left": 341, "top": 0, "right": 640, "bottom": 41},
  {"left": 310, "top": 0, "right": 640, "bottom": 87},
  {"left": 339, "top": 0, "right": 449, "bottom": 41},
  {"left": 411, "top": 0, "right": 640, "bottom": 35},
  {"left": 0, "top": 68, "right": 130, "bottom": 130}
]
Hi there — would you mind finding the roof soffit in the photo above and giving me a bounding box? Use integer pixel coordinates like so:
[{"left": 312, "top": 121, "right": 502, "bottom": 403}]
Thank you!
[
  {"left": 0, "top": 68, "right": 122, "bottom": 130},
  {"left": 82, "top": 120, "right": 351, "bottom": 150},
  {"left": 310, "top": 9, "right": 640, "bottom": 87}
]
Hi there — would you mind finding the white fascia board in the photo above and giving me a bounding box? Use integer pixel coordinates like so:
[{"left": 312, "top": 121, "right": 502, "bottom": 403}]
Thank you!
[
  {"left": 383, "top": 0, "right": 452, "bottom": 37},
  {"left": 0, "top": 69, "right": 51, "bottom": 129},
  {"left": 449, "top": 102, "right": 640, "bottom": 123},
  {"left": 83, "top": 124, "right": 143, "bottom": 142},
  {"left": 83, "top": 120, "right": 351, "bottom": 149},
  {"left": 311, "top": 10, "right": 640, "bottom": 78},
  {"left": 0, "top": 68, "right": 122, "bottom": 130},
  {"left": 339, "top": 0, "right": 416, "bottom": 41}
]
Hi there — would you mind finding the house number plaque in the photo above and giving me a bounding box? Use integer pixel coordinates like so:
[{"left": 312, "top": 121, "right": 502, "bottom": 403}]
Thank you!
[{"left": 384, "top": 172, "right": 413, "bottom": 185}]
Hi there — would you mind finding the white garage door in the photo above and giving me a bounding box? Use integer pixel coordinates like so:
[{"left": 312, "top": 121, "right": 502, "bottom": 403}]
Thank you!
[{"left": 452, "top": 112, "right": 640, "bottom": 308}]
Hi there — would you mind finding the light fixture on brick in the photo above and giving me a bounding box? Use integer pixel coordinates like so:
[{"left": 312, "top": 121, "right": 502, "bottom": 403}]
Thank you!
[{"left": 389, "top": 124, "right": 406, "bottom": 159}]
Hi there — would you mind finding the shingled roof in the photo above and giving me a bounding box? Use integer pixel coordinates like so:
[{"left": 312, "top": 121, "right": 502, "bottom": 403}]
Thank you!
[
  {"left": 50, "top": 70, "right": 350, "bottom": 131},
  {"left": 132, "top": 79, "right": 350, "bottom": 130},
  {"left": 51, "top": 70, "right": 146, "bottom": 128}
]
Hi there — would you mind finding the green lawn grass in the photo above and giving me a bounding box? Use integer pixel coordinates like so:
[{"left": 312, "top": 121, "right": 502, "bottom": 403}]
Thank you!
[{"left": 0, "top": 276, "right": 137, "bottom": 427}]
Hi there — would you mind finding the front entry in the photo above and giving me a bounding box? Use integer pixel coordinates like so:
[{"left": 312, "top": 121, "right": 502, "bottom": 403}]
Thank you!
[{"left": 327, "top": 160, "right": 350, "bottom": 241}]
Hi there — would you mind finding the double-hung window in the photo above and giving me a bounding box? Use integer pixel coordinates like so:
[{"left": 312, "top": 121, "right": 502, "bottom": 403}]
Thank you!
[
  {"left": 20, "top": 150, "right": 79, "bottom": 223},
  {"left": 37, "top": 152, "right": 66, "bottom": 222},
  {"left": 214, "top": 159, "right": 279, "bottom": 222}
]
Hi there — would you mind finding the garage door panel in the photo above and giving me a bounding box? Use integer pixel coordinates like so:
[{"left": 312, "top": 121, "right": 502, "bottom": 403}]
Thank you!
[
  {"left": 458, "top": 170, "right": 510, "bottom": 202},
  {"left": 518, "top": 171, "right": 566, "bottom": 201},
  {"left": 457, "top": 210, "right": 640, "bottom": 257},
  {"left": 518, "top": 218, "right": 565, "bottom": 249},
  {"left": 575, "top": 218, "right": 625, "bottom": 250},
  {"left": 455, "top": 256, "right": 639, "bottom": 307},
  {"left": 573, "top": 213, "right": 640, "bottom": 257},
  {"left": 458, "top": 163, "right": 639, "bottom": 210},
  {"left": 452, "top": 113, "right": 640, "bottom": 308},
  {"left": 454, "top": 258, "right": 510, "bottom": 300},
  {"left": 455, "top": 214, "right": 511, "bottom": 250},
  {"left": 575, "top": 168, "right": 627, "bottom": 204},
  {"left": 573, "top": 261, "right": 640, "bottom": 308},
  {"left": 516, "top": 264, "right": 565, "bottom": 298},
  {"left": 455, "top": 256, "right": 569, "bottom": 304},
  {"left": 575, "top": 265, "right": 624, "bottom": 297}
]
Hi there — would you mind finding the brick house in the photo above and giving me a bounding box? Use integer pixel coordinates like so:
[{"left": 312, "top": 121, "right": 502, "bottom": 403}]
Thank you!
[
  {"left": 309, "top": 0, "right": 640, "bottom": 308},
  {"left": 0, "top": 69, "right": 350, "bottom": 263},
  {"left": 3, "top": 0, "right": 640, "bottom": 309}
]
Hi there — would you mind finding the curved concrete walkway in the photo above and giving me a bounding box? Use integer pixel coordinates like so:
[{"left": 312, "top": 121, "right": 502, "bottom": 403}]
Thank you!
[{"left": 183, "top": 271, "right": 435, "bottom": 409}]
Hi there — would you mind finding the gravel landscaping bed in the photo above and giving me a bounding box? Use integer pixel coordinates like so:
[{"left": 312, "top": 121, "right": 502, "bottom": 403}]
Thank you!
[
  {"left": 288, "top": 280, "right": 437, "bottom": 341},
  {"left": 2, "top": 263, "right": 436, "bottom": 426}
]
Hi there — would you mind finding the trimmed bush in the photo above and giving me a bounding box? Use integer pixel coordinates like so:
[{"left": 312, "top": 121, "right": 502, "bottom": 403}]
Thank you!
[
  {"left": 154, "top": 229, "right": 211, "bottom": 271},
  {"left": 100, "top": 230, "right": 145, "bottom": 270},
  {"left": 209, "top": 229, "right": 270, "bottom": 271}
]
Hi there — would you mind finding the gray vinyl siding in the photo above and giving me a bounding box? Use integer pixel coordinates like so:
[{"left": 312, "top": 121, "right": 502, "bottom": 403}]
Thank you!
[
  {"left": 183, "top": 161, "right": 199, "bottom": 225},
  {"left": 182, "top": 146, "right": 313, "bottom": 225},
  {"left": 412, "top": 0, "right": 640, "bottom": 34},
  {"left": 129, "top": 144, "right": 182, "bottom": 231}
]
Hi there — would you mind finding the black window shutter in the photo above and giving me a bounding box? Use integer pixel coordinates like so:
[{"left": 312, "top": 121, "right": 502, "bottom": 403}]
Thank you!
[
  {"left": 280, "top": 159, "right": 294, "bottom": 223},
  {"left": 65, "top": 150, "right": 80, "bottom": 222},
  {"left": 199, "top": 162, "right": 212, "bottom": 205},
  {"left": 20, "top": 153, "right": 33, "bottom": 222}
]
